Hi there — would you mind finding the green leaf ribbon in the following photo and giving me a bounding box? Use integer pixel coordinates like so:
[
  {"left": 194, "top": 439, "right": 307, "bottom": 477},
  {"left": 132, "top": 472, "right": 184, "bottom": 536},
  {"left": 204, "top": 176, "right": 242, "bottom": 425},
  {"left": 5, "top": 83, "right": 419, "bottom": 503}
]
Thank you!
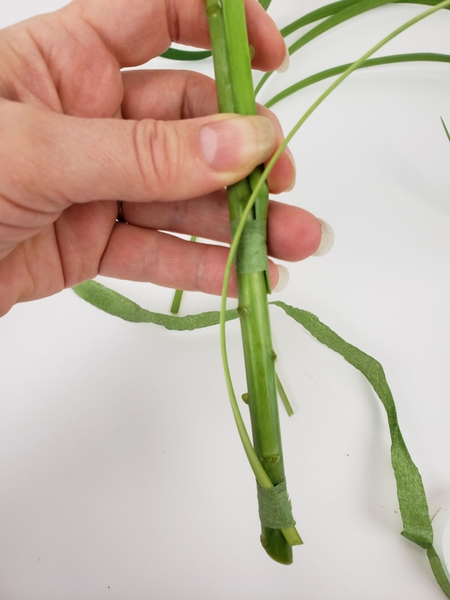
[
  {"left": 257, "top": 480, "right": 296, "bottom": 530},
  {"left": 271, "top": 300, "right": 450, "bottom": 598},
  {"left": 73, "top": 280, "right": 450, "bottom": 596},
  {"left": 73, "top": 280, "right": 238, "bottom": 330}
]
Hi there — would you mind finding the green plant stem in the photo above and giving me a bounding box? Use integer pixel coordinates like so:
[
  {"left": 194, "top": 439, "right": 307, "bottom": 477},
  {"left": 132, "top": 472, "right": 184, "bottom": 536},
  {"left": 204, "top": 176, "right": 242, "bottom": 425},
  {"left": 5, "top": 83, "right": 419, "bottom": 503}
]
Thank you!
[
  {"left": 219, "top": 0, "right": 450, "bottom": 562},
  {"left": 441, "top": 117, "right": 450, "bottom": 142},
  {"left": 206, "top": 0, "right": 301, "bottom": 563},
  {"left": 276, "top": 372, "right": 294, "bottom": 417},
  {"left": 253, "top": 0, "right": 450, "bottom": 199},
  {"left": 170, "top": 237, "right": 197, "bottom": 314},
  {"left": 255, "top": 0, "right": 393, "bottom": 95}
]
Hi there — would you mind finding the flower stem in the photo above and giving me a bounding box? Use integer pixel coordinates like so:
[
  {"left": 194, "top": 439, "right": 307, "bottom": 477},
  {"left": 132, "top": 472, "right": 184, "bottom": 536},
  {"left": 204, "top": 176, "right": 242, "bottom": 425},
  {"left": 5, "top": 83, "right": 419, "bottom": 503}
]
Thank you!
[{"left": 206, "top": 0, "right": 301, "bottom": 563}]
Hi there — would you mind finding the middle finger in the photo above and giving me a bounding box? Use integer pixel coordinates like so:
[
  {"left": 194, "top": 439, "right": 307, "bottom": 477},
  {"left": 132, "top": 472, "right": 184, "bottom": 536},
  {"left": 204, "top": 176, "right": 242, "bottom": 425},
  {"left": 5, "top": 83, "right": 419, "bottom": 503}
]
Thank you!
[{"left": 122, "top": 193, "right": 323, "bottom": 262}]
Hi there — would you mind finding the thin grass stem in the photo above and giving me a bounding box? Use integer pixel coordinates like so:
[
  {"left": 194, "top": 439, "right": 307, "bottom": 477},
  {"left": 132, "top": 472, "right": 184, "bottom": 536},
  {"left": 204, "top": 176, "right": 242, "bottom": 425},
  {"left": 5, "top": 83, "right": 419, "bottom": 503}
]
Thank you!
[
  {"left": 265, "top": 52, "right": 450, "bottom": 108},
  {"left": 170, "top": 237, "right": 197, "bottom": 314}
]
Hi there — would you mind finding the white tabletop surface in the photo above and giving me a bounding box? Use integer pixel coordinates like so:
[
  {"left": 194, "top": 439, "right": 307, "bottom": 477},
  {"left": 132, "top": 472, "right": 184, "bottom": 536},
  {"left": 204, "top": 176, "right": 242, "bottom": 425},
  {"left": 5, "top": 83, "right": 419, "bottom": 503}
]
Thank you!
[{"left": 1, "top": 1, "right": 450, "bottom": 599}]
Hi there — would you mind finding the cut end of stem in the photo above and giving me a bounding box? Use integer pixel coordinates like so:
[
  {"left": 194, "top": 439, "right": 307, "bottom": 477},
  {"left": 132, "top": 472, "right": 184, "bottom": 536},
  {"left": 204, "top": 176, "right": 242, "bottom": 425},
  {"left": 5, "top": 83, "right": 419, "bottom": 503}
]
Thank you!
[{"left": 261, "top": 529, "right": 294, "bottom": 564}]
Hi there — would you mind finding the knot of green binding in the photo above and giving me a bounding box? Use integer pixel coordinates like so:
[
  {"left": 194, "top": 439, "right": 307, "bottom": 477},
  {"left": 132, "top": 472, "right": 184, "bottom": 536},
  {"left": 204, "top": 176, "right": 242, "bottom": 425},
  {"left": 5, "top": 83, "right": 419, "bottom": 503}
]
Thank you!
[
  {"left": 257, "top": 480, "right": 296, "bottom": 530},
  {"left": 230, "top": 220, "right": 268, "bottom": 275}
]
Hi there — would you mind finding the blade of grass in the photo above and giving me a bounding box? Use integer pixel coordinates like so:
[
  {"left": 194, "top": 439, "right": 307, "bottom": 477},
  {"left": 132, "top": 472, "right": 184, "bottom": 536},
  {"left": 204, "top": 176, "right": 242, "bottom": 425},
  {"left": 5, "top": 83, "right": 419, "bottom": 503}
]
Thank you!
[
  {"left": 275, "top": 372, "right": 294, "bottom": 417},
  {"left": 255, "top": 0, "right": 394, "bottom": 95},
  {"left": 441, "top": 117, "right": 450, "bottom": 142},
  {"left": 265, "top": 52, "right": 450, "bottom": 108},
  {"left": 160, "top": 48, "right": 211, "bottom": 60},
  {"left": 255, "top": 0, "right": 450, "bottom": 96},
  {"left": 241, "top": 0, "right": 450, "bottom": 211}
]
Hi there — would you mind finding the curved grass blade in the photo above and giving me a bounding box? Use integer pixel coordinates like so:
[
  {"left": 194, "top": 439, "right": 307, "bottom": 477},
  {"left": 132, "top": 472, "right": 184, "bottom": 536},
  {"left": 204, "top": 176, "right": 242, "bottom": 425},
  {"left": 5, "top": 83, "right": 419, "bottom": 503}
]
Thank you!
[
  {"left": 280, "top": 0, "right": 363, "bottom": 38},
  {"left": 271, "top": 301, "right": 450, "bottom": 598},
  {"left": 160, "top": 48, "right": 211, "bottom": 61},
  {"left": 265, "top": 53, "right": 450, "bottom": 108},
  {"left": 255, "top": 0, "right": 450, "bottom": 96},
  {"left": 255, "top": 0, "right": 395, "bottom": 95},
  {"left": 441, "top": 117, "right": 450, "bottom": 142},
  {"left": 278, "top": 0, "right": 448, "bottom": 39}
]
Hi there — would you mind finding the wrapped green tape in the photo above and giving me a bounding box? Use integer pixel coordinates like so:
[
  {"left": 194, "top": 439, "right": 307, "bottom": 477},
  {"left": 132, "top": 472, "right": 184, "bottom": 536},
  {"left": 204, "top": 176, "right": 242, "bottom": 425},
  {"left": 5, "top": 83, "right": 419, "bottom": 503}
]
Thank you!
[
  {"left": 230, "top": 220, "right": 268, "bottom": 275},
  {"left": 257, "top": 480, "right": 296, "bottom": 530}
]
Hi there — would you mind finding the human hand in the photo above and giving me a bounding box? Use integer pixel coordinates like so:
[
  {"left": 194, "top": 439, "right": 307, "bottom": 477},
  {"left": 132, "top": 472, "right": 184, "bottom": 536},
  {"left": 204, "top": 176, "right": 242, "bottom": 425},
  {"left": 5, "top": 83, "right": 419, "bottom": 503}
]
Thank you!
[{"left": 0, "top": 0, "right": 330, "bottom": 317}]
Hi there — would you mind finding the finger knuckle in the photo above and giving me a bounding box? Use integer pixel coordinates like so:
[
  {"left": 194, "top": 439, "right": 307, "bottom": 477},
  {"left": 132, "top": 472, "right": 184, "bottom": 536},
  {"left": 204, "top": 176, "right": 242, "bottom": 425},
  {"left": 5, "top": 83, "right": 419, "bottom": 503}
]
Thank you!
[{"left": 132, "top": 119, "right": 181, "bottom": 200}]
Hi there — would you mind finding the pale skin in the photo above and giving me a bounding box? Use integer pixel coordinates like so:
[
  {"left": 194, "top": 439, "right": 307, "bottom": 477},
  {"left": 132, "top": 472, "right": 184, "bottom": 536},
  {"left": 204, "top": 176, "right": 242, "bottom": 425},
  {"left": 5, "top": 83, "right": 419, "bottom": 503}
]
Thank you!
[{"left": 0, "top": 0, "right": 324, "bottom": 318}]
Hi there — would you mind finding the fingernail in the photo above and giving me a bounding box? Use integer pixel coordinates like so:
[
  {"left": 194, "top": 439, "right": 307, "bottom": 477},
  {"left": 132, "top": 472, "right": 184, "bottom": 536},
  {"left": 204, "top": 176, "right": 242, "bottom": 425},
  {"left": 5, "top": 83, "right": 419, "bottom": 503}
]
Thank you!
[
  {"left": 276, "top": 39, "right": 290, "bottom": 74},
  {"left": 200, "top": 115, "right": 276, "bottom": 172},
  {"left": 273, "top": 264, "right": 289, "bottom": 293},
  {"left": 284, "top": 147, "right": 296, "bottom": 192},
  {"left": 313, "top": 219, "right": 335, "bottom": 257}
]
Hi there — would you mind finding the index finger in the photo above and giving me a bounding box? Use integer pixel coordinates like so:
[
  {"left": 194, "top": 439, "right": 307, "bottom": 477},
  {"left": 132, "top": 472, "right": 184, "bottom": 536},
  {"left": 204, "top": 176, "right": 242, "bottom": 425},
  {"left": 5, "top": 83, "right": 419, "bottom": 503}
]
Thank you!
[{"left": 65, "top": 0, "right": 286, "bottom": 70}]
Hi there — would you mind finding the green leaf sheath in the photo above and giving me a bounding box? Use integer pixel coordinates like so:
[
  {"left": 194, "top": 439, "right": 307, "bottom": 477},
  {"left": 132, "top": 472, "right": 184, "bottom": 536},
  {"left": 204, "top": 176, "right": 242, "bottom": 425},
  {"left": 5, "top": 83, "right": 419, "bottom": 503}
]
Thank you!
[
  {"left": 205, "top": 0, "right": 299, "bottom": 563},
  {"left": 273, "top": 301, "right": 450, "bottom": 598}
]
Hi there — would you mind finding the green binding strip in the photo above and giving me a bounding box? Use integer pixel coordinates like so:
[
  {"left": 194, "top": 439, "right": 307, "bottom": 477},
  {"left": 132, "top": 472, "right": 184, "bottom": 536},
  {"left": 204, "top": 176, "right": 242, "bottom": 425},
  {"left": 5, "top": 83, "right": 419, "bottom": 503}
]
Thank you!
[
  {"left": 257, "top": 480, "right": 296, "bottom": 530},
  {"left": 230, "top": 220, "right": 268, "bottom": 275},
  {"left": 73, "top": 281, "right": 450, "bottom": 596},
  {"left": 73, "top": 281, "right": 238, "bottom": 330},
  {"left": 272, "top": 300, "right": 450, "bottom": 598}
]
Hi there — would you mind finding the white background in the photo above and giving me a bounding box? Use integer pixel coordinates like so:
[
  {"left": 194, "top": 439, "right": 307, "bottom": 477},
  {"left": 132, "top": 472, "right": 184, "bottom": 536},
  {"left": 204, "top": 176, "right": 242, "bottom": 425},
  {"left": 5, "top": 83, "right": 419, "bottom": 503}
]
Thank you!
[{"left": 1, "top": 1, "right": 450, "bottom": 599}]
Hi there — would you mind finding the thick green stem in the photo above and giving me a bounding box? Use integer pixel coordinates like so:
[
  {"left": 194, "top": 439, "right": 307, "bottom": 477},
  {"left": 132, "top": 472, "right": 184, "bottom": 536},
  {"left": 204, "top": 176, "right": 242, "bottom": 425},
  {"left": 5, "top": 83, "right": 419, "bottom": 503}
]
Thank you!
[{"left": 206, "top": 0, "right": 300, "bottom": 563}]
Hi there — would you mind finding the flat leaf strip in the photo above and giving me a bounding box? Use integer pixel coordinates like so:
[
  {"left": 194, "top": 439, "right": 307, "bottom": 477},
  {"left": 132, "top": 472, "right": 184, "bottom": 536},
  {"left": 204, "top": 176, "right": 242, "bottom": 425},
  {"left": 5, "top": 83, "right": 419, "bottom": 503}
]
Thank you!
[
  {"left": 257, "top": 480, "right": 296, "bottom": 529},
  {"left": 271, "top": 300, "right": 450, "bottom": 597},
  {"left": 73, "top": 282, "right": 450, "bottom": 593},
  {"left": 72, "top": 281, "right": 238, "bottom": 330},
  {"left": 230, "top": 220, "right": 268, "bottom": 274},
  {"left": 428, "top": 547, "right": 450, "bottom": 598}
]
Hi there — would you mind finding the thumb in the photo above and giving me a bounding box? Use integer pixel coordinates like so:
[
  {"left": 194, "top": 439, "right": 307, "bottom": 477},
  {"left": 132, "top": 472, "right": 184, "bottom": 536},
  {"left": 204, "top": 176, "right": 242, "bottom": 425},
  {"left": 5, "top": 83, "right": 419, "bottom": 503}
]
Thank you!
[{"left": 1, "top": 100, "right": 277, "bottom": 210}]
